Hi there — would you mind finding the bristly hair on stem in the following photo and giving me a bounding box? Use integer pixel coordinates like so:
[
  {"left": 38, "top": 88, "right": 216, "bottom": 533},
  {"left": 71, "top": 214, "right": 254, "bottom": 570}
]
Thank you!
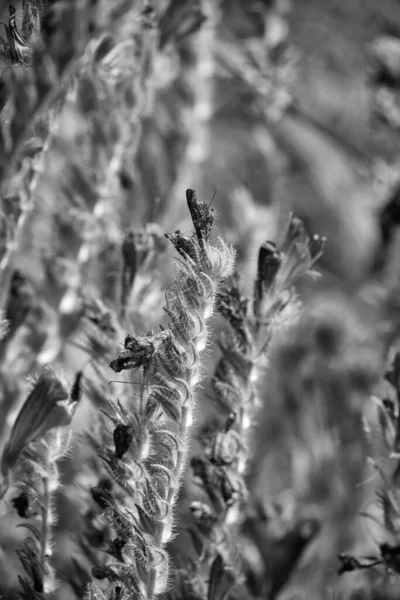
[
  {"left": 184, "top": 213, "right": 324, "bottom": 598},
  {"left": 88, "top": 188, "right": 234, "bottom": 599}
]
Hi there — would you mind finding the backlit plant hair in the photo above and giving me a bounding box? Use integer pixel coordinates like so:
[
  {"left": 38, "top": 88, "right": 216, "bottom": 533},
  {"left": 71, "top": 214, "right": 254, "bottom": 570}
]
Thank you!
[
  {"left": 88, "top": 189, "right": 235, "bottom": 599},
  {"left": 185, "top": 215, "right": 325, "bottom": 598}
]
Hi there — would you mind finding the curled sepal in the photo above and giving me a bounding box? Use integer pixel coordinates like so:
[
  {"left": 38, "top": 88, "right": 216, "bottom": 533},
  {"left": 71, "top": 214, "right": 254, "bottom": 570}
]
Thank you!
[
  {"left": 156, "top": 429, "right": 182, "bottom": 455},
  {"left": 135, "top": 503, "right": 158, "bottom": 533},
  {"left": 16, "top": 538, "right": 44, "bottom": 594},
  {"left": 149, "top": 376, "right": 185, "bottom": 422},
  {"left": 101, "top": 399, "right": 136, "bottom": 429},
  {"left": 97, "top": 447, "right": 142, "bottom": 492},
  {"left": 149, "top": 463, "right": 178, "bottom": 491},
  {"left": 141, "top": 478, "right": 169, "bottom": 520},
  {"left": 16, "top": 523, "right": 44, "bottom": 544}
]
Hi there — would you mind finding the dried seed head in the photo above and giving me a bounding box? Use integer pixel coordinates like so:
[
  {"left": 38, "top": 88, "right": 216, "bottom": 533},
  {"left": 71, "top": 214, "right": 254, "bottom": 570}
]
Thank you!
[
  {"left": 124, "top": 333, "right": 156, "bottom": 358},
  {"left": 165, "top": 230, "right": 199, "bottom": 262},
  {"left": 111, "top": 330, "right": 176, "bottom": 373},
  {"left": 186, "top": 188, "right": 215, "bottom": 246}
]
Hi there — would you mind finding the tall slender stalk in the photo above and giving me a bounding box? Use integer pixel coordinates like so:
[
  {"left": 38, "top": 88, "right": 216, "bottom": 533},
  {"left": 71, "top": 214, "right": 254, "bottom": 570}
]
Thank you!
[{"left": 90, "top": 189, "right": 235, "bottom": 599}]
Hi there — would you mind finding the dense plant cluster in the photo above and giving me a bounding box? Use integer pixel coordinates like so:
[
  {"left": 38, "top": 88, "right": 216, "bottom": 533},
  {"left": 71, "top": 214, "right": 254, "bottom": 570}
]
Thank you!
[{"left": 2, "top": 1, "right": 400, "bottom": 600}]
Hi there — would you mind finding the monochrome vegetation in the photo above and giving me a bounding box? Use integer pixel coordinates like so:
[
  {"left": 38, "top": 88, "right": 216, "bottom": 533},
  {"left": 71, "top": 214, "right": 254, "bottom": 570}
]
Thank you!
[{"left": 1, "top": 1, "right": 400, "bottom": 599}]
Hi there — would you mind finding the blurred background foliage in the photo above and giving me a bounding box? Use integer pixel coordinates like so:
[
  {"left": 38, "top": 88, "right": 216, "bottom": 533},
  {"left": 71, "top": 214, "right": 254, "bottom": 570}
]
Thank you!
[{"left": 2, "top": 0, "right": 400, "bottom": 599}]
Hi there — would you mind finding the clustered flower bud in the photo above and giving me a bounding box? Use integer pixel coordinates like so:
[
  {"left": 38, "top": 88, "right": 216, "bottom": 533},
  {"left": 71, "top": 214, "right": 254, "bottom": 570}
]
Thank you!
[{"left": 91, "top": 189, "right": 234, "bottom": 598}]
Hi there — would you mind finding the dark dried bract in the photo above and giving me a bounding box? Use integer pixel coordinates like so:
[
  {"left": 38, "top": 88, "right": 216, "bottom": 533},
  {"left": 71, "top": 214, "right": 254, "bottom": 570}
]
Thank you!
[
  {"left": 12, "top": 492, "right": 31, "bottom": 518},
  {"left": 113, "top": 424, "right": 134, "bottom": 458},
  {"left": 107, "top": 537, "right": 126, "bottom": 562},
  {"left": 254, "top": 241, "right": 282, "bottom": 317},
  {"left": 186, "top": 188, "right": 215, "bottom": 246},
  {"left": 109, "top": 351, "right": 141, "bottom": 373},
  {"left": 71, "top": 371, "right": 83, "bottom": 403},
  {"left": 111, "top": 330, "right": 178, "bottom": 373},
  {"left": 165, "top": 230, "right": 198, "bottom": 262},
  {"left": 91, "top": 478, "right": 114, "bottom": 510}
]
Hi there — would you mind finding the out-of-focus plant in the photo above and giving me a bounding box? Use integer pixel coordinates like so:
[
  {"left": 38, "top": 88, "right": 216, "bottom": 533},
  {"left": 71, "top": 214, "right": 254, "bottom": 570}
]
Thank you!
[
  {"left": 170, "top": 216, "right": 325, "bottom": 599},
  {"left": 0, "top": 371, "right": 79, "bottom": 597},
  {"left": 337, "top": 350, "right": 400, "bottom": 587}
]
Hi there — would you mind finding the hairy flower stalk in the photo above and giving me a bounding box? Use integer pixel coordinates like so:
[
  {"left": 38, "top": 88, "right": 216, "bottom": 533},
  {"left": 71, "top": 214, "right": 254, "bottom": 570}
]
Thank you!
[
  {"left": 98, "top": 189, "right": 234, "bottom": 599},
  {"left": 184, "top": 215, "right": 324, "bottom": 596},
  {"left": 0, "top": 371, "right": 79, "bottom": 596}
]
